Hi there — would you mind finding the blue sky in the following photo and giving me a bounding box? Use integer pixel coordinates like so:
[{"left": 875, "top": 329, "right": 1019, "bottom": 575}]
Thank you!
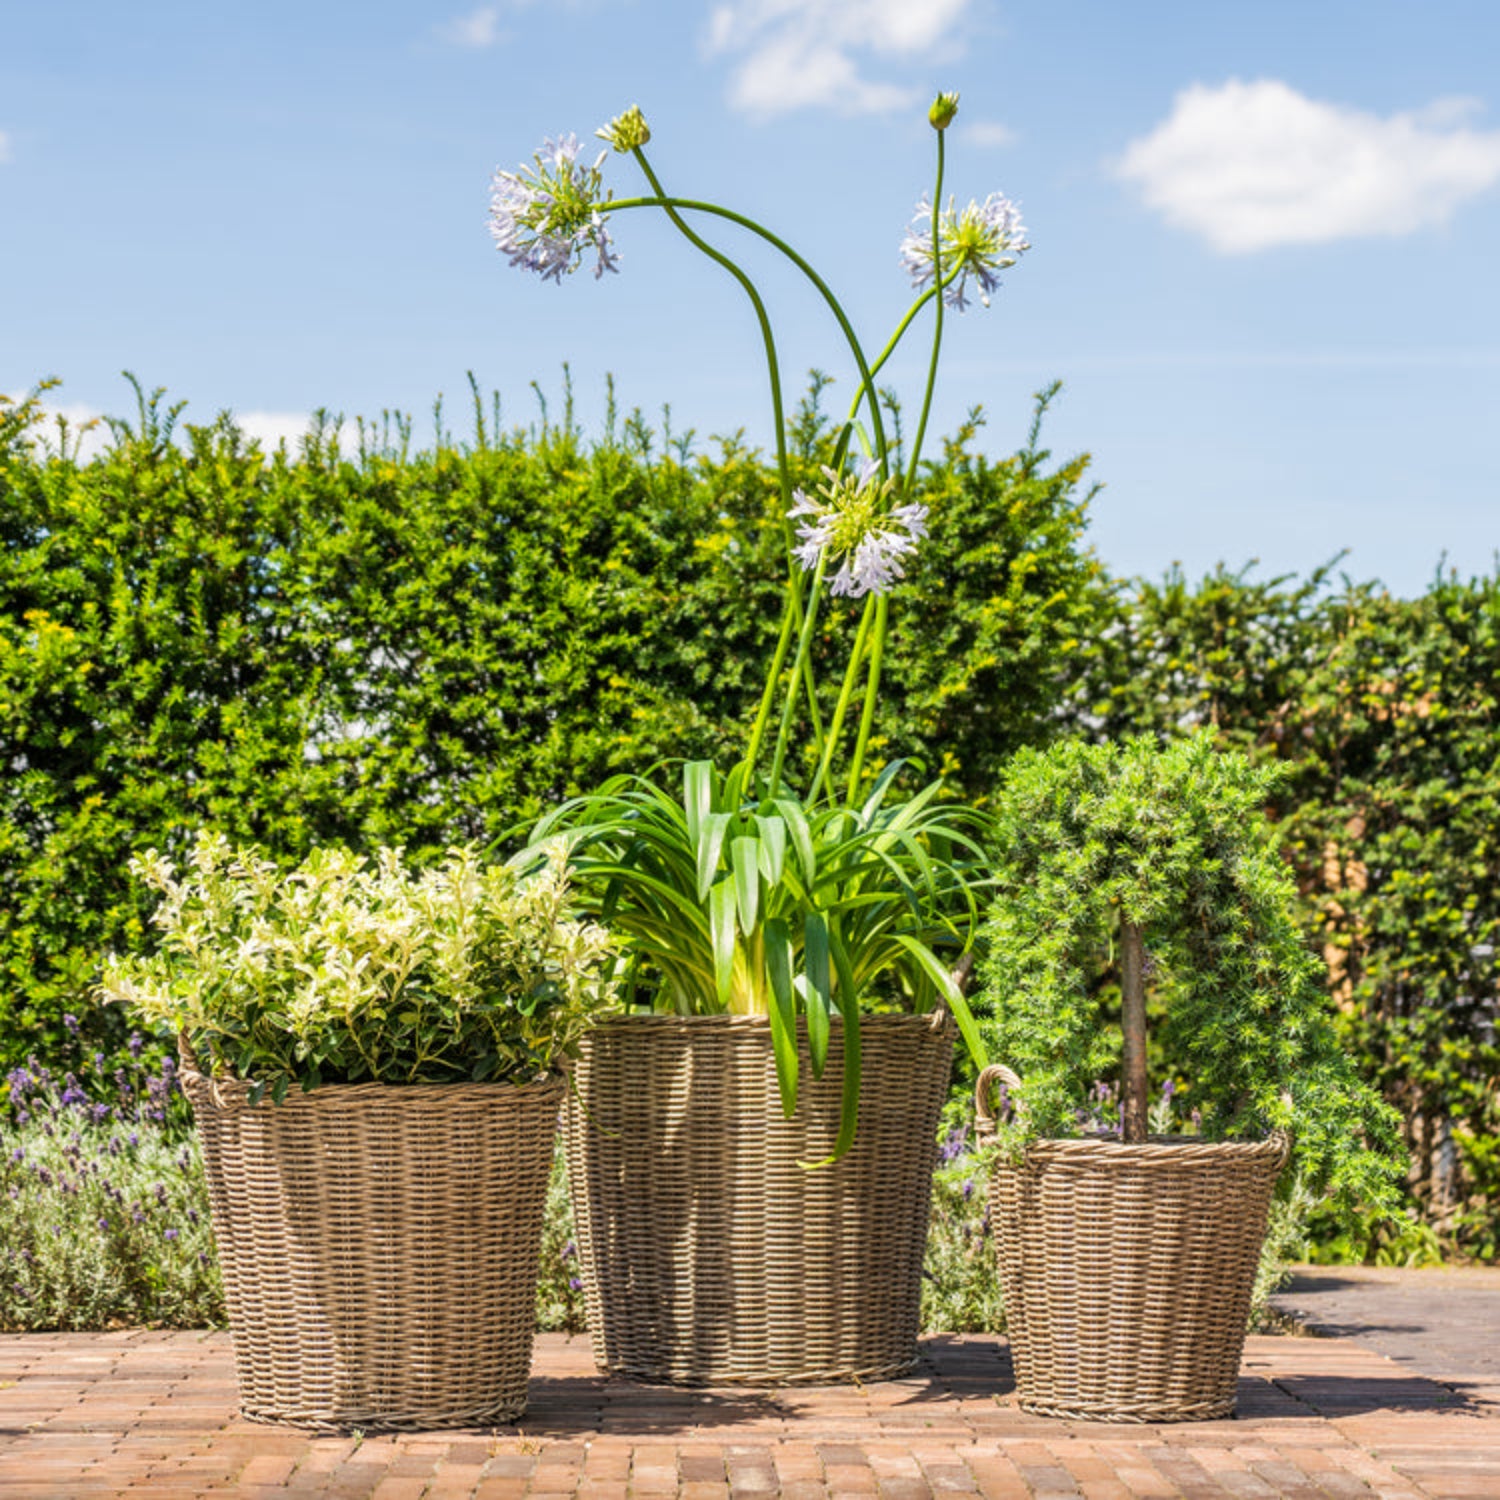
[{"left": 3, "top": 0, "right": 1498, "bottom": 595}]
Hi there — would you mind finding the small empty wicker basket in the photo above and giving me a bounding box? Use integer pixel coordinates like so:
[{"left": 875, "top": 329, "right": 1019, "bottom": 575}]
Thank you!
[
  {"left": 564, "top": 1011, "right": 954, "bottom": 1385},
  {"left": 977, "top": 1064, "right": 1288, "bottom": 1423},
  {"left": 184, "top": 1057, "right": 563, "bottom": 1431}
]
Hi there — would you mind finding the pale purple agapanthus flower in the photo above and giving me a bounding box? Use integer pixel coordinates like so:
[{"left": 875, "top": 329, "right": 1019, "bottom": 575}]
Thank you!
[
  {"left": 790, "top": 461, "right": 928, "bottom": 599},
  {"left": 488, "top": 134, "right": 619, "bottom": 283},
  {"left": 900, "top": 192, "right": 1029, "bottom": 310}
]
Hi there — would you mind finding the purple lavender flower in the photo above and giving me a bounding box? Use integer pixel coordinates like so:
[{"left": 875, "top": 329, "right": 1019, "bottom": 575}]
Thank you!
[
  {"left": 568, "top": 1276, "right": 583, "bottom": 1291},
  {"left": 938, "top": 1126, "right": 969, "bottom": 1164},
  {"left": 63, "top": 1013, "right": 80, "bottom": 1034},
  {"left": 164, "top": 1228, "right": 178, "bottom": 1241},
  {"left": 128, "top": 1033, "right": 144, "bottom": 1059}
]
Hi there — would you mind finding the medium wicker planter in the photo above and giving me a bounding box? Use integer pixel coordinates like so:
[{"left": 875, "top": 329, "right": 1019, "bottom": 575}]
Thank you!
[
  {"left": 977, "top": 1064, "right": 1288, "bottom": 1423},
  {"left": 183, "top": 1060, "right": 564, "bottom": 1431},
  {"left": 563, "top": 1011, "right": 954, "bottom": 1385}
]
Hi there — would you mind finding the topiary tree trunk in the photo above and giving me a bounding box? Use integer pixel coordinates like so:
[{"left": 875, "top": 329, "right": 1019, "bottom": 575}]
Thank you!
[{"left": 1120, "top": 917, "right": 1148, "bottom": 1144}]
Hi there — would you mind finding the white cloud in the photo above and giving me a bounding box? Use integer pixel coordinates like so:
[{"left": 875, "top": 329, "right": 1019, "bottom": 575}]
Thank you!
[
  {"left": 959, "top": 119, "right": 1016, "bottom": 150},
  {"left": 1116, "top": 79, "right": 1500, "bottom": 254},
  {"left": 706, "top": 0, "right": 973, "bottom": 119},
  {"left": 437, "top": 6, "right": 504, "bottom": 48},
  {"left": 235, "top": 411, "right": 322, "bottom": 453},
  {"left": 0, "top": 130, "right": 12, "bottom": 164},
  {"left": 2, "top": 395, "right": 351, "bottom": 462}
]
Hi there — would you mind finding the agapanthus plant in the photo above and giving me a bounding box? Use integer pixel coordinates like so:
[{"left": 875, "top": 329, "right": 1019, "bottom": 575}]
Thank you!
[{"left": 491, "top": 95, "right": 1028, "bottom": 1156}]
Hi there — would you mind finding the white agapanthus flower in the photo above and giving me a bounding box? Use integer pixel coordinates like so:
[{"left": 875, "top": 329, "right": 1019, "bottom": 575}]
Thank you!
[
  {"left": 791, "top": 462, "right": 928, "bottom": 598},
  {"left": 488, "top": 134, "right": 619, "bottom": 283},
  {"left": 900, "top": 191, "right": 1029, "bottom": 310}
]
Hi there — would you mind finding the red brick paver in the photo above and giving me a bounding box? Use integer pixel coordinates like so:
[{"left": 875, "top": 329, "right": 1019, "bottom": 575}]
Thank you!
[{"left": 1, "top": 1331, "right": 1496, "bottom": 1498}]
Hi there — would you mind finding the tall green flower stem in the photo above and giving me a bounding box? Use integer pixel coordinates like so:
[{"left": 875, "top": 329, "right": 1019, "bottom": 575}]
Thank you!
[
  {"left": 607, "top": 186, "right": 935, "bottom": 803},
  {"left": 612, "top": 162, "right": 825, "bottom": 776}
]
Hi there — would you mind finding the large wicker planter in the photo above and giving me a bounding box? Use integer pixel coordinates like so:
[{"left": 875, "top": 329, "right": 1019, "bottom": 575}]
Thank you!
[
  {"left": 563, "top": 1011, "right": 954, "bottom": 1384},
  {"left": 977, "top": 1064, "right": 1288, "bottom": 1423},
  {"left": 183, "top": 1060, "right": 564, "bottom": 1431}
]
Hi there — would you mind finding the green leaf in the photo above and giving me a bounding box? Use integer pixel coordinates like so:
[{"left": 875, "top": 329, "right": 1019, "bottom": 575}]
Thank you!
[
  {"left": 754, "top": 813, "right": 787, "bottom": 887},
  {"left": 776, "top": 797, "right": 818, "bottom": 888},
  {"left": 804, "top": 910, "right": 831, "bottom": 1076},
  {"left": 710, "top": 878, "right": 737, "bottom": 1010},
  {"left": 696, "top": 812, "right": 731, "bottom": 902},
  {"left": 684, "top": 760, "right": 713, "bottom": 847},
  {"left": 731, "top": 835, "right": 761, "bottom": 936},
  {"left": 763, "top": 916, "right": 798, "bottom": 1117}
]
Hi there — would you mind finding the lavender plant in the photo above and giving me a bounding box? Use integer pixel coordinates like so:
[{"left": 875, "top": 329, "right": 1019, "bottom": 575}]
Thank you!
[
  {"left": 0, "top": 1034, "right": 223, "bottom": 1330},
  {"left": 496, "top": 95, "right": 1028, "bottom": 1154}
]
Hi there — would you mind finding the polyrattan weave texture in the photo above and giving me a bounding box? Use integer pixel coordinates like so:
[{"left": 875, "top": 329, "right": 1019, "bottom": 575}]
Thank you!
[
  {"left": 977, "top": 1063, "right": 1287, "bottom": 1422},
  {"left": 184, "top": 1063, "right": 563, "bottom": 1432},
  {"left": 563, "top": 1012, "right": 954, "bottom": 1386}
]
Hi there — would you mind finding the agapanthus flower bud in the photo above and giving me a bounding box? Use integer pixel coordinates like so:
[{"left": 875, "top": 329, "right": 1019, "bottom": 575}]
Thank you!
[
  {"left": 900, "top": 192, "right": 1029, "bottom": 310},
  {"left": 488, "top": 134, "right": 620, "bottom": 283},
  {"left": 929, "top": 92, "right": 960, "bottom": 130},
  {"left": 597, "top": 105, "right": 651, "bottom": 153}
]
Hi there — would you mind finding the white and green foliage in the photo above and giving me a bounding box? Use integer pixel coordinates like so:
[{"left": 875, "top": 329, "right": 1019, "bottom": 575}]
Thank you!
[
  {"left": 101, "top": 834, "right": 614, "bottom": 1095},
  {"left": 977, "top": 732, "right": 1404, "bottom": 1214}
]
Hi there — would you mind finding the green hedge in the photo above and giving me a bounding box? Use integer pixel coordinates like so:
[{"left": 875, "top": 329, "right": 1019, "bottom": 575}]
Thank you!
[
  {"left": 0, "top": 376, "right": 1107, "bottom": 1069},
  {"left": 8, "top": 375, "right": 1497, "bottom": 1253}
]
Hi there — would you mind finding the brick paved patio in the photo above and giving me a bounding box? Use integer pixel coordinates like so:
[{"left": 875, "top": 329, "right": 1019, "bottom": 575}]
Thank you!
[{"left": 3, "top": 1329, "right": 1499, "bottom": 1498}]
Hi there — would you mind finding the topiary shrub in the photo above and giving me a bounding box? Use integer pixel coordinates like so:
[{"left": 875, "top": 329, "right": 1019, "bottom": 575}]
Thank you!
[{"left": 977, "top": 731, "right": 1403, "bottom": 1215}]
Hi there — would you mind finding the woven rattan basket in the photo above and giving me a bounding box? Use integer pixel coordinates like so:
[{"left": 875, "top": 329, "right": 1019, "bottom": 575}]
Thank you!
[
  {"left": 183, "top": 1051, "right": 564, "bottom": 1431},
  {"left": 977, "top": 1064, "right": 1288, "bottom": 1423},
  {"left": 563, "top": 1011, "right": 953, "bottom": 1385}
]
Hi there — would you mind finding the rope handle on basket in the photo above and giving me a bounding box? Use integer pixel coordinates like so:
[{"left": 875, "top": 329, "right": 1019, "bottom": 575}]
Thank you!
[
  {"left": 973, "top": 1061, "right": 1022, "bottom": 1143},
  {"left": 177, "top": 1031, "right": 203, "bottom": 1076}
]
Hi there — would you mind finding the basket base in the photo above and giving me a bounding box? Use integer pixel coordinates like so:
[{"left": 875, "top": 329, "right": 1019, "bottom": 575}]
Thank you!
[
  {"left": 1016, "top": 1394, "right": 1236, "bottom": 1424},
  {"left": 238, "top": 1392, "right": 528, "bottom": 1434},
  {"left": 599, "top": 1354, "right": 920, "bottom": 1389}
]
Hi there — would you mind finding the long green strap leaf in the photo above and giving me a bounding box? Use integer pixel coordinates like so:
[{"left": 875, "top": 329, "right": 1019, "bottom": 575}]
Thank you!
[
  {"left": 776, "top": 797, "right": 818, "bottom": 888},
  {"left": 824, "top": 925, "right": 863, "bottom": 1165},
  {"left": 763, "top": 916, "right": 798, "bottom": 1117},
  {"left": 803, "top": 910, "right": 831, "bottom": 1076},
  {"left": 710, "top": 878, "right": 738, "bottom": 1009},
  {"left": 731, "top": 835, "right": 761, "bottom": 935},
  {"left": 684, "top": 760, "right": 713, "bottom": 846},
  {"left": 891, "top": 933, "right": 985, "bottom": 1068},
  {"left": 754, "top": 813, "right": 787, "bottom": 886},
  {"left": 696, "top": 811, "right": 731, "bottom": 901}
]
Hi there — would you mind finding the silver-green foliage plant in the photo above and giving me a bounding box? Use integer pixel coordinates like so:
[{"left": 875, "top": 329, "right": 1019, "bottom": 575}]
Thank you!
[
  {"left": 1, "top": 1048, "right": 223, "bottom": 1330},
  {"left": 100, "top": 834, "right": 614, "bottom": 1096},
  {"left": 977, "top": 733, "right": 1404, "bottom": 1215}
]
